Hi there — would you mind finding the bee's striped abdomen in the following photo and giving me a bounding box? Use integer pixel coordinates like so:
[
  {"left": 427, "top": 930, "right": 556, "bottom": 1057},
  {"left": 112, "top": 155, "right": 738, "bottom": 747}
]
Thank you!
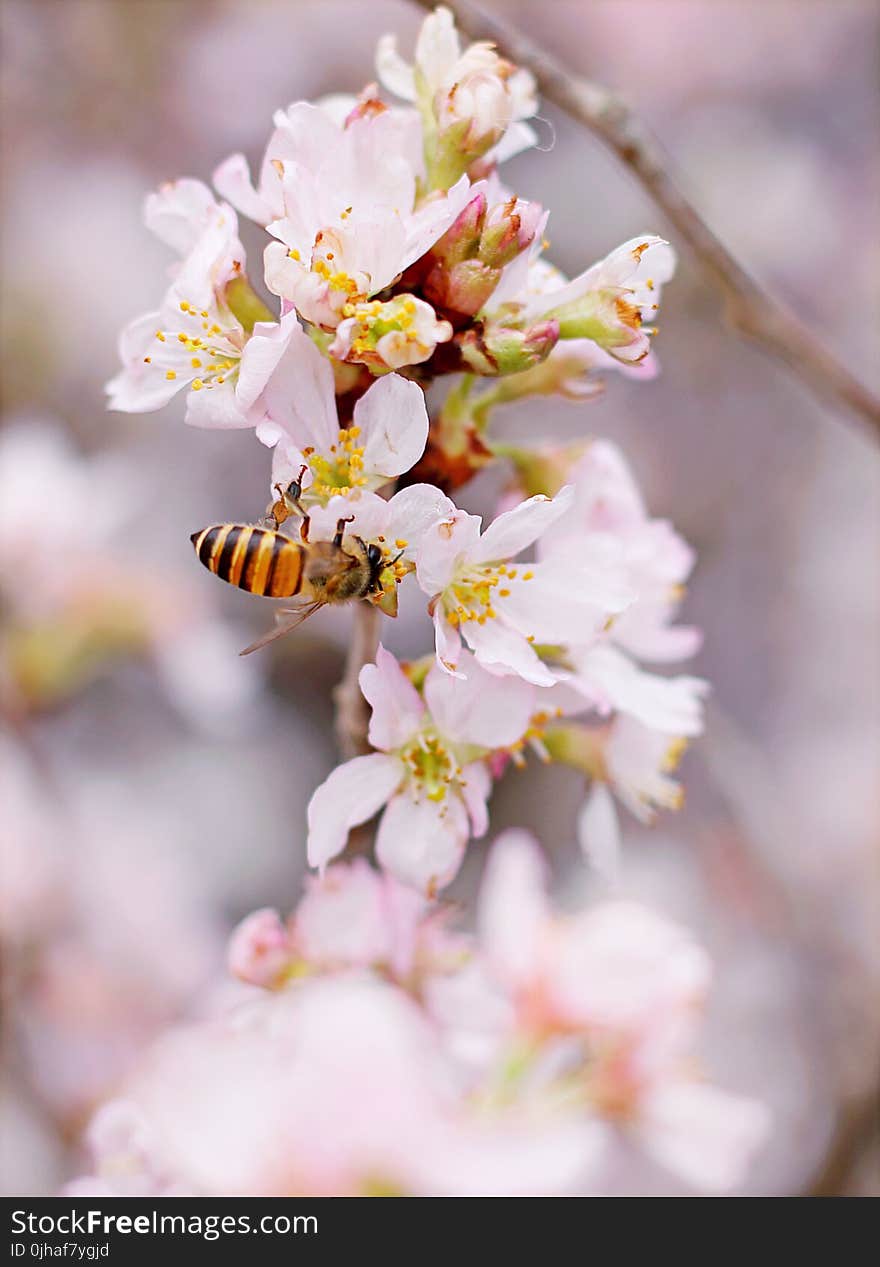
[{"left": 190, "top": 525, "right": 304, "bottom": 598}]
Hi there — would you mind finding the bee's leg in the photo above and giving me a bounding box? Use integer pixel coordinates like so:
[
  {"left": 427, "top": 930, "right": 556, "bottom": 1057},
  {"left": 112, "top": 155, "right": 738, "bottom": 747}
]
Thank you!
[
  {"left": 333, "top": 516, "right": 355, "bottom": 548},
  {"left": 265, "top": 466, "right": 310, "bottom": 531}
]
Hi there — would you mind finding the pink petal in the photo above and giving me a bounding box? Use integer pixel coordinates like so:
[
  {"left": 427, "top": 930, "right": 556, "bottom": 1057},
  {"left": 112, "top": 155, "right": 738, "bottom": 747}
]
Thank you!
[
  {"left": 576, "top": 782, "right": 621, "bottom": 882},
  {"left": 478, "top": 830, "right": 550, "bottom": 985},
  {"left": 375, "top": 792, "right": 469, "bottom": 894},
  {"left": 470, "top": 487, "right": 574, "bottom": 565},
  {"left": 359, "top": 645, "right": 424, "bottom": 751},
  {"left": 637, "top": 1081, "right": 770, "bottom": 1193},
  {"left": 354, "top": 374, "right": 429, "bottom": 480},
  {"left": 307, "top": 753, "right": 403, "bottom": 871},
  {"left": 424, "top": 652, "right": 534, "bottom": 748}
]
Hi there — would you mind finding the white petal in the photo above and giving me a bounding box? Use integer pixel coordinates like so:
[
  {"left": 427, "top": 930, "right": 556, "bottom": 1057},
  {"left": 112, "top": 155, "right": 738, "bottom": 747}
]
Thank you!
[
  {"left": 415, "top": 5, "right": 460, "bottom": 89},
  {"left": 462, "top": 617, "right": 557, "bottom": 687},
  {"left": 305, "top": 491, "right": 389, "bottom": 544},
  {"left": 306, "top": 753, "right": 403, "bottom": 870},
  {"left": 460, "top": 760, "right": 491, "bottom": 837},
  {"left": 184, "top": 378, "right": 251, "bottom": 429},
  {"left": 375, "top": 791, "right": 469, "bottom": 894},
  {"left": 144, "top": 178, "right": 216, "bottom": 255},
  {"left": 354, "top": 373, "right": 429, "bottom": 480},
  {"left": 106, "top": 313, "right": 183, "bottom": 413},
  {"left": 496, "top": 572, "right": 614, "bottom": 649},
  {"left": 471, "top": 488, "right": 574, "bottom": 565},
  {"left": 385, "top": 484, "right": 456, "bottom": 560},
  {"left": 637, "top": 1081, "right": 770, "bottom": 1193},
  {"left": 415, "top": 510, "right": 483, "bottom": 596},
  {"left": 402, "top": 174, "right": 473, "bottom": 271},
  {"left": 255, "top": 318, "right": 338, "bottom": 452},
  {"left": 425, "top": 652, "right": 534, "bottom": 747},
  {"left": 478, "top": 829, "right": 550, "bottom": 984},
  {"left": 375, "top": 33, "right": 417, "bottom": 100},
  {"left": 212, "top": 153, "right": 275, "bottom": 226},
  {"left": 234, "top": 316, "right": 293, "bottom": 413},
  {"left": 576, "top": 782, "right": 622, "bottom": 882},
  {"left": 576, "top": 645, "right": 708, "bottom": 736},
  {"left": 433, "top": 609, "right": 464, "bottom": 677},
  {"left": 359, "top": 645, "right": 424, "bottom": 752}
]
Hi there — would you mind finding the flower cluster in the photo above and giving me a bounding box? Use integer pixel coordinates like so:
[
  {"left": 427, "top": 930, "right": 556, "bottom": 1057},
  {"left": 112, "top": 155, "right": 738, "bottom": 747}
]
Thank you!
[
  {"left": 69, "top": 835, "right": 768, "bottom": 1197},
  {"left": 108, "top": 5, "right": 699, "bottom": 895},
  {"left": 90, "top": 5, "right": 765, "bottom": 1195}
]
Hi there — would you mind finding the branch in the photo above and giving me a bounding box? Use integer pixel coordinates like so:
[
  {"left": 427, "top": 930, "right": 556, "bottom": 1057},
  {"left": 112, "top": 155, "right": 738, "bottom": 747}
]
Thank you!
[
  {"left": 412, "top": 0, "right": 880, "bottom": 439},
  {"left": 333, "top": 601, "right": 380, "bottom": 757}
]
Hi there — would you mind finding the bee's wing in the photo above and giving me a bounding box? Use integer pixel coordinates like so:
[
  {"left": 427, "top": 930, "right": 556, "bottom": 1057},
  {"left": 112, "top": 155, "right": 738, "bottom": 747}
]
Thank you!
[{"left": 239, "top": 601, "right": 324, "bottom": 656}]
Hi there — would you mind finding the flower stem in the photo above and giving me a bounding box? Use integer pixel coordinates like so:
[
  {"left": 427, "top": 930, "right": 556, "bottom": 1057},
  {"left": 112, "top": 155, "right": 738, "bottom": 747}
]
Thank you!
[{"left": 333, "top": 601, "right": 380, "bottom": 758}]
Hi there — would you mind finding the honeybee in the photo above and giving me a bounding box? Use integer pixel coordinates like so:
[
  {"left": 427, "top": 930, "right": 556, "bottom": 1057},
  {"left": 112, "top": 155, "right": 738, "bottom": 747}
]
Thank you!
[{"left": 191, "top": 475, "right": 402, "bottom": 655}]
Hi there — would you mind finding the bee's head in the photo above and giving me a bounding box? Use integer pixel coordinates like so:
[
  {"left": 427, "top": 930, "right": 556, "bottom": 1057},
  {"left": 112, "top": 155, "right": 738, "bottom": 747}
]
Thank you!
[{"left": 365, "top": 543, "right": 399, "bottom": 617}]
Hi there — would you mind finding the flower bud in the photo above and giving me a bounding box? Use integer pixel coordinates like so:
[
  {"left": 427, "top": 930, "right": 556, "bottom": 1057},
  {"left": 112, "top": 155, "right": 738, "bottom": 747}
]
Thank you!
[
  {"left": 424, "top": 257, "right": 500, "bottom": 318},
  {"left": 478, "top": 197, "right": 543, "bottom": 269},
  {"left": 430, "top": 193, "right": 488, "bottom": 268},
  {"left": 227, "top": 908, "right": 293, "bottom": 988},
  {"left": 460, "top": 319, "right": 559, "bottom": 376}
]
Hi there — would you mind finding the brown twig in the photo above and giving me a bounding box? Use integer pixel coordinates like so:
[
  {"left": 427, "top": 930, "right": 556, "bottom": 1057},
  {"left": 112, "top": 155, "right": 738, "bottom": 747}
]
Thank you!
[
  {"left": 411, "top": 0, "right": 880, "bottom": 439},
  {"left": 333, "top": 601, "right": 380, "bottom": 757}
]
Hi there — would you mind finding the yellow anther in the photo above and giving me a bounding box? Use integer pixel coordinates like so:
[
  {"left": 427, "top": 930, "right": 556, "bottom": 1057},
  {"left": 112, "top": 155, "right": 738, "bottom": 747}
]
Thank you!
[
  {"left": 155, "top": 330, "right": 166, "bottom": 342},
  {"left": 166, "top": 370, "right": 177, "bottom": 380},
  {"left": 191, "top": 379, "right": 204, "bottom": 390},
  {"left": 191, "top": 358, "right": 202, "bottom": 368}
]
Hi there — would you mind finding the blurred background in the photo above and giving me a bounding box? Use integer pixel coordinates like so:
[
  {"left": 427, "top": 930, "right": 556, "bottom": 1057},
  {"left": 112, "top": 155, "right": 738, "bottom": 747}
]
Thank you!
[{"left": 1, "top": 0, "right": 878, "bottom": 1196}]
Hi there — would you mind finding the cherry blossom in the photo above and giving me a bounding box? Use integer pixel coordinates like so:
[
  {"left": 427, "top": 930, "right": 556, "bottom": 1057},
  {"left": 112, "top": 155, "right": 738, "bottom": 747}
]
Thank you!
[
  {"left": 488, "top": 239, "right": 676, "bottom": 371},
  {"left": 248, "top": 317, "right": 430, "bottom": 501},
  {"left": 538, "top": 440, "right": 701, "bottom": 662},
  {"left": 261, "top": 102, "right": 472, "bottom": 329},
  {"left": 69, "top": 977, "right": 599, "bottom": 1197},
  {"left": 228, "top": 859, "right": 465, "bottom": 990},
  {"left": 415, "top": 487, "right": 634, "bottom": 685},
  {"left": 470, "top": 831, "right": 770, "bottom": 1192},
  {"left": 106, "top": 180, "right": 268, "bottom": 427},
  {"left": 59, "top": 0, "right": 766, "bottom": 1202},
  {"left": 214, "top": 93, "right": 424, "bottom": 229},
  {"left": 376, "top": 4, "right": 539, "bottom": 185},
  {"left": 307, "top": 646, "right": 535, "bottom": 892},
  {"left": 329, "top": 293, "right": 453, "bottom": 371}
]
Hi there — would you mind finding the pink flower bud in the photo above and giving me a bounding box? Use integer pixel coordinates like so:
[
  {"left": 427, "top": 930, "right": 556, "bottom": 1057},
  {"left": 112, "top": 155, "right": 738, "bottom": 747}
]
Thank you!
[
  {"left": 478, "top": 197, "right": 543, "bottom": 269},
  {"left": 461, "top": 318, "right": 559, "bottom": 376},
  {"left": 227, "top": 908, "right": 293, "bottom": 989},
  {"left": 424, "top": 258, "right": 500, "bottom": 318},
  {"left": 430, "top": 192, "right": 488, "bottom": 267}
]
